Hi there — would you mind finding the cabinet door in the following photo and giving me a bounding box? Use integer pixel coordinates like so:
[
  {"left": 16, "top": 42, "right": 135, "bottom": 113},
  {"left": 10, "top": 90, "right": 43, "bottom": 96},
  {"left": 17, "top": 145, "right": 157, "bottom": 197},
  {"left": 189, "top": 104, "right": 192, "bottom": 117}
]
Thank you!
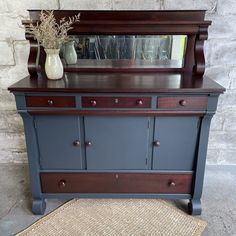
[
  {"left": 153, "top": 117, "right": 199, "bottom": 170},
  {"left": 84, "top": 116, "right": 150, "bottom": 170},
  {"left": 35, "top": 116, "right": 83, "bottom": 170}
]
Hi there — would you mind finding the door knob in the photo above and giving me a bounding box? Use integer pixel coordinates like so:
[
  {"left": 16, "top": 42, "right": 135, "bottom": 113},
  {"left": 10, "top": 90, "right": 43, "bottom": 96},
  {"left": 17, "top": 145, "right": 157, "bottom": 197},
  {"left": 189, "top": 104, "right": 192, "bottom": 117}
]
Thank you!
[
  {"left": 85, "top": 141, "right": 92, "bottom": 147},
  {"left": 153, "top": 140, "right": 160, "bottom": 147},
  {"left": 73, "top": 140, "right": 80, "bottom": 147}
]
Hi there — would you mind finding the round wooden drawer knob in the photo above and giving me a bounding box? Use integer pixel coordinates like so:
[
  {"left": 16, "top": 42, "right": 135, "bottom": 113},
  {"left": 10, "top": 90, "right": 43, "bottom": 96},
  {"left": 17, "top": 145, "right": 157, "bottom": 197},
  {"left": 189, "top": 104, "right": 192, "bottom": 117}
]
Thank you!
[
  {"left": 169, "top": 181, "right": 176, "bottom": 187},
  {"left": 179, "top": 99, "right": 187, "bottom": 106},
  {"left": 136, "top": 100, "right": 143, "bottom": 105},
  {"left": 90, "top": 100, "right": 97, "bottom": 106},
  {"left": 58, "top": 180, "right": 66, "bottom": 188},
  {"left": 47, "top": 99, "right": 54, "bottom": 106}
]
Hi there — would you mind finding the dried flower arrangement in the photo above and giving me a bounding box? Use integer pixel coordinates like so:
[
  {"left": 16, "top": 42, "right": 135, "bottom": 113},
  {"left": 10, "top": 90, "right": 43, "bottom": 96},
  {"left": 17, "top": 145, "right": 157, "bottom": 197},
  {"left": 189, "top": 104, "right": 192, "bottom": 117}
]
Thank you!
[{"left": 27, "top": 10, "right": 80, "bottom": 49}]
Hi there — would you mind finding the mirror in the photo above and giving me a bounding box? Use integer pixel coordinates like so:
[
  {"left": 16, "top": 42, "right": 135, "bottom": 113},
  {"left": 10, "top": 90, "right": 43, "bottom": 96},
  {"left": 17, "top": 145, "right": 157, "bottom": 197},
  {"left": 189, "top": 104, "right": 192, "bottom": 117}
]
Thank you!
[{"left": 60, "top": 35, "right": 187, "bottom": 68}]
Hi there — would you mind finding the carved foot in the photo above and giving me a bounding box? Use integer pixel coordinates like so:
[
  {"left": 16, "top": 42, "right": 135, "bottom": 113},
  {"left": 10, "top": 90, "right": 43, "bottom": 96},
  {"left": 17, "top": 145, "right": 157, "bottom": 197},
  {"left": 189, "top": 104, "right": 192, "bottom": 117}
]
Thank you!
[
  {"left": 188, "top": 199, "right": 202, "bottom": 215},
  {"left": 32, "top": 199, "right": 46, "bottom": 215}
]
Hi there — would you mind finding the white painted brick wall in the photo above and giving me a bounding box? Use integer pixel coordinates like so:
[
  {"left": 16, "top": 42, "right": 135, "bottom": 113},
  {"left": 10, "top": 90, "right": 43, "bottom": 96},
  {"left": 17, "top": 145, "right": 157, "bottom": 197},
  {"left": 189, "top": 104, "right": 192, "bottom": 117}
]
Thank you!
[
  {"left": 217, "top": 0, "right": 236, "bottom": 15},
  {"left": 60, "top": 0, "right": 112, "bottom": 10},
  {"left": 112, "top": 0, "right": 161, "bottom": 10},
  {"left": 0, "top": 41, "right": 15, "bottom": 65},
  {"left": 164, "top": 0, "right": 216, "bottom": 11},
  {"left": 0, "top": 0, "right": 235, "bottom": 164},
  {"left": 6, "top": 0, "right": 59, "bottom": 18}
]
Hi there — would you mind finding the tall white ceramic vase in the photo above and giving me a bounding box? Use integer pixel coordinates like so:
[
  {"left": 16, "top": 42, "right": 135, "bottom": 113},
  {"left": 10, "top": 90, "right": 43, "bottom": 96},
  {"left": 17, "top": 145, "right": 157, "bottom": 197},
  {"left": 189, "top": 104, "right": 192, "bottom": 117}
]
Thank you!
[{"left": 44, "top": 49, "right": 63, "bottom": 80}]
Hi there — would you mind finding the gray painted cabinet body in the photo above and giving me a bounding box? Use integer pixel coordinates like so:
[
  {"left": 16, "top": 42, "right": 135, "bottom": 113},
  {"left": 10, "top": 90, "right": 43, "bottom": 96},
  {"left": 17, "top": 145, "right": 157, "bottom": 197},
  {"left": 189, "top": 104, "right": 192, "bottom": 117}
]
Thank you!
[{"left": 10, "top": 92, "right": 222, "bottom": 216}]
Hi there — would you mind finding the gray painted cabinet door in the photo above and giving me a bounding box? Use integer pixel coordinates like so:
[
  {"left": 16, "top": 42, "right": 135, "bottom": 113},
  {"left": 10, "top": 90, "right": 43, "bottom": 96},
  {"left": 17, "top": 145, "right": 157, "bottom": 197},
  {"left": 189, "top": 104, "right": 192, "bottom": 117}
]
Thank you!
[
  {"left": 35, "top": 116, "right": 83, "bottom": 170},
  {"left": 153, "top": 116, "right": 199, "bottom": 170},
  {"left": 84, "top": 116, "right": 150, "bottom": 170}
]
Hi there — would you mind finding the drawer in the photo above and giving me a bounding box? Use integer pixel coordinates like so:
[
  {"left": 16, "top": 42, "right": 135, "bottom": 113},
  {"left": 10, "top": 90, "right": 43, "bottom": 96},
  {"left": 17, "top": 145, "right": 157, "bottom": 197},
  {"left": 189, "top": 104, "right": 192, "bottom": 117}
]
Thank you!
[
  {"left": 40, "top": 172, "right": 193, "bottom": 194},
  {"left": 26, "top": 96, "right": 76, "bottom": 108},
  {"left": 157, "top": 96, "right": 207, "bottom": 110},
  {"left": 82, "top": 96, "right": 151, "bottom": 108}
]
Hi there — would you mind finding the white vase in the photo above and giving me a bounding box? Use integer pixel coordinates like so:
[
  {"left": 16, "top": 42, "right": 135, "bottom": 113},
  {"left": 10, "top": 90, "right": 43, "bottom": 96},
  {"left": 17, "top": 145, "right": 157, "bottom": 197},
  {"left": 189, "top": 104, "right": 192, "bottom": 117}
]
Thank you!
[
  {"left": 64, "top": 41, "right": 77, "bottom": 65},
  {"left": 44, "top": 49, "right": 63, "bottom": 80}
]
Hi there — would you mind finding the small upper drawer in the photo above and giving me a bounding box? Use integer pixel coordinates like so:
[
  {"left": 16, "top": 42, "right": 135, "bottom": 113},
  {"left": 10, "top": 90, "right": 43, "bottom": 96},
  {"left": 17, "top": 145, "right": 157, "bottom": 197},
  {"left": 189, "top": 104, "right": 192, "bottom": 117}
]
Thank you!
[
  {"left": 82, "top": 96, "right": 151, "bottom": 108},
  {"left": 26, "top": 96, "right": 76, "bottom": 108},
  {"left": 157, "top": 96, "right": 208, "bottom": 110}
]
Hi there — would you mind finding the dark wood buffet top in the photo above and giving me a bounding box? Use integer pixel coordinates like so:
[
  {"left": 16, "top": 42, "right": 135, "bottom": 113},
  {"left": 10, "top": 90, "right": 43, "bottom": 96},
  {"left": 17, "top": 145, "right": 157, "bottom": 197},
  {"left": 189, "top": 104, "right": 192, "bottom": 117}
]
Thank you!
[{"left": 8, "top": 73, "right": 225, "bottom": 94}]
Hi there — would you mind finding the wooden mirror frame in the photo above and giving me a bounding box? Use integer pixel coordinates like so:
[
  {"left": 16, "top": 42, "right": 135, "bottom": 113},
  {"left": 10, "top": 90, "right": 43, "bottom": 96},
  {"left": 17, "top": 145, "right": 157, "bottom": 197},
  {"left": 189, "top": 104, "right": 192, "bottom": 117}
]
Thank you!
[{"left": 23, "top": 10, "right": 211, "bottom": 79}]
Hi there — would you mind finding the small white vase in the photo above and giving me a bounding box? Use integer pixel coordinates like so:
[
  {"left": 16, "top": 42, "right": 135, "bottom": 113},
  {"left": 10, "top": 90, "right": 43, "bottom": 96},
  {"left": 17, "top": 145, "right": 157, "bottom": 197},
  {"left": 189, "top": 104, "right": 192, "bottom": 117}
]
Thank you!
[
  {"left": 44, "top": 49, "right": 63, "bottom": 80},
  {"left": 64, "top": 41, "right": 77, "bottom": 65}
]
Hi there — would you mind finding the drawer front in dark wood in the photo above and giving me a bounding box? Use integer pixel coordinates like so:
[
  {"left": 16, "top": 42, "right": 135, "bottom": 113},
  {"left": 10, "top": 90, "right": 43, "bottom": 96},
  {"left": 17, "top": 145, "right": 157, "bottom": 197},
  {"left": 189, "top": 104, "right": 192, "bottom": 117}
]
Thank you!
[
  {"left": 40, "top": 173, "right": 193, "bottom": 194},
  {"left": 26, "top": 96, "right": 76, "bottom": 107},
  {"left": 82, "top": 96, "right": 151, "bottom": 108},
  {"left": 157, "top": 96, "right": 207, "bottom": 110}
]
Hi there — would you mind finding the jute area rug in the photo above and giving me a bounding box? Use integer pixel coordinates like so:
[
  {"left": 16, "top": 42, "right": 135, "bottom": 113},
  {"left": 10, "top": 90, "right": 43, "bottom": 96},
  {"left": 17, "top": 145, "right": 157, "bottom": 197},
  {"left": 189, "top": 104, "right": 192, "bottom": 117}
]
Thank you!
[{"left": 17, "top": 199, "right": 206, "bottom": 236}]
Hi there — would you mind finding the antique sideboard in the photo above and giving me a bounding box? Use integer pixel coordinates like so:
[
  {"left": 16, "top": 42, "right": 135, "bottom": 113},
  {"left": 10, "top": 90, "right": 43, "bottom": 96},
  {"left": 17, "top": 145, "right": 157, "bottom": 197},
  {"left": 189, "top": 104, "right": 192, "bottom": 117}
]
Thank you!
[{"left": 8, "top": 10, "right": 225, "bottom": 215}]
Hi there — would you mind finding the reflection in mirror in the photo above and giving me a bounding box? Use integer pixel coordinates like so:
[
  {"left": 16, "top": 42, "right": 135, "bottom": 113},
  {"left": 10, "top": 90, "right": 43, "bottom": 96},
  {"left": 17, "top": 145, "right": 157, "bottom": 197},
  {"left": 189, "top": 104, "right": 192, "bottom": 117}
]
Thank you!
[{"left": 60, "top": 35, "right": 187, "bottom": 68}]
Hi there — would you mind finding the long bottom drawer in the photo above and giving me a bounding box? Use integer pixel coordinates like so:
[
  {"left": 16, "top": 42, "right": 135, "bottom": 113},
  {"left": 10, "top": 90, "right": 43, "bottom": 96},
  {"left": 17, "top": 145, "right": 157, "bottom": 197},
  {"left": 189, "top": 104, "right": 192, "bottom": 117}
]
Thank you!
[{"left": 40, "top": 173, "right": 193, "bottom": 194}]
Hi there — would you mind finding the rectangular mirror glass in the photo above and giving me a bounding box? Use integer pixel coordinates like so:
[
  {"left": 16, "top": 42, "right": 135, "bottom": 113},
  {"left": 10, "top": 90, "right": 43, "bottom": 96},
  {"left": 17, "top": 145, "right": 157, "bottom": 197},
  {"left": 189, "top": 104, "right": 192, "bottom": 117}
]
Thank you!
[{"left": 61, "top": 35, "right": 187, "bottom": 68}]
